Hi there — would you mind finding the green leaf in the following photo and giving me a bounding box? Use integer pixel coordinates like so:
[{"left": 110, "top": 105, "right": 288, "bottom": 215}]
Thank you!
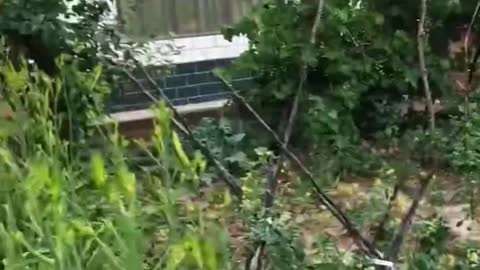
[
  {"left": 302, "top": 46, "right": 318, "bottom": 66},
  {"left": 91, "top": 152, "right": 106, "bottom": 188},
  {"left": 373, "top": 13, "right": 384, "bottom": 25},
  {"left": 327, "top": 110, "right": 338, "bottom": 120},
  {"left": 228, "top": 133, "right": 246, "bottom": 143},
  {"left": 167, "top": 244, "right": 186, "bottom": 270},
  {"left": 225, "top": 152, "right": 248, "bottom": 164}
]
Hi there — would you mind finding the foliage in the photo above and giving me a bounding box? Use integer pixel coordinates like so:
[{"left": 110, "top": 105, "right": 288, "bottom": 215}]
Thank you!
[
  {"left": 406, "top": 218, "right": 451, "bottom": 269},
  {"left": 0, "top": 61, "right": 232, "bottom": 269},
  {"left": 449, "top": 95, "right": 480, "bottom": 218},
  {"left": 216, "top": 1, "right": 480, "bottom": 268},
  {"left": 248, "top": 218, "right": 306, "bottom": 270},
  {"left": 2, "top": 0, "right": 480, "bottom": 269},
  {"left": 219, "top": 0, "right": 478, "bottom": 175},
  {"left": 0, "top": 52, "right": 110, "bottom": 145},
  {"left": 0, "top": 0, "right": 125, "bottom": 143},
  {"left": 0, "top": 0, "right": 119, "bottom": 73},
  {"left": 193, "top": 118, "right": 251, "bottom": 177}
]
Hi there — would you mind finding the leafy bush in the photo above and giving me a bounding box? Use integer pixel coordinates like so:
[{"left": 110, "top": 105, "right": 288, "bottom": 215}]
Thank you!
[
  {"left": 220, "top": 0, "right": 469, "bottom": 156},
  {"left": 193, "top": 118, "right": 251, "bottom": 176},
  {"left": 0, "top": 0, "right": 117, "bottom": 74},
  {"left": 449, "top": 95, "right": 480, "bottom": 217}
]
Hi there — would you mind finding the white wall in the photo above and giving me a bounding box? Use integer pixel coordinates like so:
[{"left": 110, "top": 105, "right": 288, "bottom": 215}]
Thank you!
[
  {"left": 137, "top": 35, "right": 248, "bottom": 65},
  {"left": 105, "top": 0, "right": 249, "bottom": 66}
]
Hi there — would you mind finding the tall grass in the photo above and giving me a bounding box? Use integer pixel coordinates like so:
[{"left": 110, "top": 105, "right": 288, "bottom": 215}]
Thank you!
[{"left": 0, "top": 58, "right": 231, "bottom": 270}]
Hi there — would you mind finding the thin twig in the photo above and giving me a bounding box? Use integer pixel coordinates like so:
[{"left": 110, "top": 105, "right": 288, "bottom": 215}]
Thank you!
[
  {"left": 467, "top": 1, "right": 480, "bottom": 84},
  {"left": 216, "top": 75, "right": 382, "bottom": 259},
  {"left": 383, "top": 1, "right": 435, "bottom": 262},
  {"left": 468, "top": 42, "right": 480, "bottom": 83},
  {"left": 385, "top": 173, "right": 434, "bottom": 261},
  {"left": 372, "top": 184, "right": 400, "bottom": 245},
  {"left": 254, "top": 2, "right": 326, "bottom": 268},
  {"left": 264, "top": 0, "right": 325, "bottom": 209},
  {"left": 122, "top": 67, "right": 243, "bottom": 199},
  {"left": 417, "top": 0, "right": 435, "bottom": 131},
  {"left": 465, "top": 0, "right": 480, "bottom": 67}
]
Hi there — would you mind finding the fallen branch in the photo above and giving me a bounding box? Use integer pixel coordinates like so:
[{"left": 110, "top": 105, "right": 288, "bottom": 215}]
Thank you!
[
  {"left": 216, "top": 75, "right": 382, "bottom": 259},
  {"left": 122, "top": 67, "right": 243, "bottom": 199}
]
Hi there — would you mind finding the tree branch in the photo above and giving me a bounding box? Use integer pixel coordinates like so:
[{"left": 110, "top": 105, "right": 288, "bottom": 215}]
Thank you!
[
  {"left": 265, "top": 0, "right": 325, "bottom": 209},
  {"left": 385, "top": 173, "right": 434, "bottom": 261},
  {"left": 383, "top": 2, "right": 436, "bottom": 261},
  {"left": 465, "top": 0, "right": 480, "bottom": 68},
  {"left": 372, "top": 183, "right": 400, "bottom": 245},
  {"left": 468, "top": 42, "right": 480, "bottom": 83},
  {"left": 251, "top": 2, "right": 326, "bottom": 268},
  {"left": 467, "top": 0, "right": 480, "bottom": 84},
  {"left": 122, "top": 67, "right": 243, "bottom": 199},
  {"left": 417, "top": 0, "right": 435, "bottom": 131}
]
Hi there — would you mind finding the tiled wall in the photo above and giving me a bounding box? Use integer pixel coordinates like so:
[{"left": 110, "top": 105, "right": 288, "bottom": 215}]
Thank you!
[{"left": 108, "top": 58, "right": 253, "bottom": 113}]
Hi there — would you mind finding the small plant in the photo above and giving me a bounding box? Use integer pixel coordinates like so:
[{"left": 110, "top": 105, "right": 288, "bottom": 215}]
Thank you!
[
  {"left": 193, "top": 117, "right": 252, "bottom": 177},
  {"left": 449, "top": 97, "right": 480, "bottom": 218},
  {"left": 248, "top": 218, "right": 306, "bottom": 270},
  {"left": 406, "top": 217, "right": 452, "bottom": 269}
]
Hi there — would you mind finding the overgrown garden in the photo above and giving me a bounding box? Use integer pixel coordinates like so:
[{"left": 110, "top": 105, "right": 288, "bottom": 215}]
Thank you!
[{"left": 1, "top": 0, "right": 480, "bottom": 269}]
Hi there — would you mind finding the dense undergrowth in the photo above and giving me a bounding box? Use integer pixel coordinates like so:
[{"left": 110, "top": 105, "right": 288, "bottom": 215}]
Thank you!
[
  {"left": 1, "top": 0, "right": 480, "bottom": 269},
  {"left": 0, "top": 59, "right": 232, "bottom": 269}
]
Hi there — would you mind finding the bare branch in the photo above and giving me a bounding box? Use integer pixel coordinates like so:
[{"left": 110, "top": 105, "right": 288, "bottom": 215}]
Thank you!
[
  {"left": 465, "top": 0, "right": 480, "bottom": 67},
  {"left": 246, "top": 3, "right": 329, "bottom": 268},
  {"left": 467, "top": 1, "right": 480, "bottom": 84},
  {"left": 372, "top": 183, "right": 400, "bottom": 245},
  {"left": 265, "top": 0, "right": 325, "bottom": 209},
  {"left": 385, "top": 173, "right": 434, "bottom": 261},
  {"left": 417, "top": 0, "right": 435, "bottom": 131},
  {"left": 382, "top": 1, "right": 436, "bottom": 263},
  {"left": 469, "top": 42, "right": 480, "bottom": 83},
  {"left": 122, "top": 67, "right": 244, "bottom": 199},
  {"left": 252, "top": 2, "right": 327, "bottom": 268}
]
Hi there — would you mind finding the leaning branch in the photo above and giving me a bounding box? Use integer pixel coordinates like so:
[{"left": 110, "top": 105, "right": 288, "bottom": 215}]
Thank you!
[
  {"left": 465, "top": 0, "right": 480, "bottom": 67},
  {"left": 216, "top": 75, "right": 382, "bottom": 259},
  {"left": 122, "top": 67, "right": 243, "bottom": 199},
  {"left": 385, "top": 173, "right": 434, "bottom": 261},
  {"left": 467, "top": 0, "right": 480, "bottom": 84},
  {"left": 372, "top": 184, "right": 400, "bottom": 244},
  {"left": 252, "top": 2, "right": 326, "bottom": 268},
  {"left": 417, "top": 0, "right": 435, "bottom": 131},
  {"left": 468, "top": 42, "right": 480, "bottom": 83},
  {"left": 384, "top": 0, "right": 435, "bottom": 262},
  {"left": 265, "top": 0, "right": 325, "bottom": 209}
]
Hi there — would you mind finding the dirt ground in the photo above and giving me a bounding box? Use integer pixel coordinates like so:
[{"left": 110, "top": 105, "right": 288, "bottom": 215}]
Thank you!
[{"left": 199, "top": 167, "right": 480, "bottom": 266}]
